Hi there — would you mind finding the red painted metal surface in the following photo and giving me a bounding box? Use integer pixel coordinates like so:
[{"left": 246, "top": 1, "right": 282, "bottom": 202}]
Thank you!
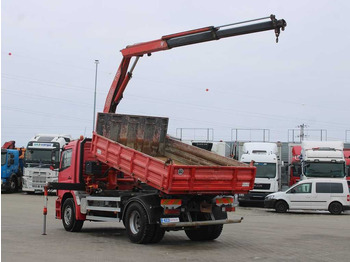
[
  {"left": 121, "top": 39, "right": 169, "bottom": 57},
  {"left": 290, "top": 145, "right": 302, "bottom": 186},
  {"left": 91, "top": 132, "right": 255, "bottom": 195},
  {"left": 344, "top": 148, "right": 350, "bottom": 180}
]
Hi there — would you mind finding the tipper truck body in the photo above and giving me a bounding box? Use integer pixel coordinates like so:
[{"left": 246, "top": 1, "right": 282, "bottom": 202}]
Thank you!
[{"left": 48, "top": 15, "right": 287, "bottom": 244}]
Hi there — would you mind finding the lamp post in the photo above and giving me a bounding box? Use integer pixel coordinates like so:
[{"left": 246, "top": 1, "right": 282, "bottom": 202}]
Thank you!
[{"left": 93, "top": 59, "right": 99, "bottom": 131}]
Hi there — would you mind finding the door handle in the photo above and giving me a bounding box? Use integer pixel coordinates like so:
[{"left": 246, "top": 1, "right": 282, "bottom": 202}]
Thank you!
[{"left": 68, "top": 176, "right": 72, "bottom": 180}]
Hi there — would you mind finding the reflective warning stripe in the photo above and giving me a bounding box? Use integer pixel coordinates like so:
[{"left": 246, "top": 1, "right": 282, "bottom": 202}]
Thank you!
[
  {"left": 161, "top": 199, "right": 182, "bottom": 209},
  {"left": 216, "top": 197, "right": 233, "bottom": 205},
  {"left": 161, "top": 199, "right": 182, "bottom": 206}
]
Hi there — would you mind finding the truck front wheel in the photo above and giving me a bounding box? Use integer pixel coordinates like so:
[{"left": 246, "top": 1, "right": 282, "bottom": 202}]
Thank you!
[
  {"left": 62, "top": 198, "right": 84, "bottom": 232},
  {"left": 9, "top": 174, "right": 18, "bottom": 193},
  {"left": 125, "top": 202, "right": 155, "bottom": 244}
]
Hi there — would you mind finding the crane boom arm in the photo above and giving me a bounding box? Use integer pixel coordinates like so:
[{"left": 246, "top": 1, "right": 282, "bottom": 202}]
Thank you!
[{"left": 103, "top": 15, "right": 286, "bottom": 114}]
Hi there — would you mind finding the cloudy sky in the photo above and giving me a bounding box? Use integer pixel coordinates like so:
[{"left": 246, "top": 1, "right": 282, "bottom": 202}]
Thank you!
[{"left": 2, "top": 0, "right": 350, "bottom": 147}]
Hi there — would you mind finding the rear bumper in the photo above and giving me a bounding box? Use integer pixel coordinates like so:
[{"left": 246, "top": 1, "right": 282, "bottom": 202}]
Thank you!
[
  {"left": 343, "top": 205, "right": 350, "bottom": 211},
  {"left": 160, "top": 218, "right": 243, "bottom": 228}
]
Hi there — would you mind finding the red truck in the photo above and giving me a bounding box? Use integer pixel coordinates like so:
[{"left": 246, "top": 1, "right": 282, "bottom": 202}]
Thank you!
[
  {"left": 288, "top": 145, "right": 302, "bottom": 186},
  {"left": 344, "top": 148, "right": 350, "bottom": 180},
  {"left": 48, "top": 15, "right": 286, "bottom": 244}
]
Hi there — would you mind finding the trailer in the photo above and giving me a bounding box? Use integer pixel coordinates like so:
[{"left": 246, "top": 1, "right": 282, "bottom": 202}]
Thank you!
[{"left": 48, "top": 15, "right": 287, "bottom": 244}]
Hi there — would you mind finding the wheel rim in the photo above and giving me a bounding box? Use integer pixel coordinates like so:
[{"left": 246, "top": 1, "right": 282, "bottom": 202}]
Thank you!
[
  {"left": 10, "top": 180, "right": 16, "bottom": 190},
  {"left": 278, "top": 203, "right": 286, "bottom": 212},
  {"left": 64, "top": 206, "right": 73, "bottom": 226},
  {"left": 331, "top": 204, "right": 341, "bottom": 214},
  {"left": 129, "top": 210, "right": 141, "bottom": 235}
]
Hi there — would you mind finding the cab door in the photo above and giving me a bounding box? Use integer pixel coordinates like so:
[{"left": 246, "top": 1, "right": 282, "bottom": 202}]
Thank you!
[
  {"left": 286, "top": 182, "right": 313, "bottom": 209},
  {"left": 58, "top": 141, "right": 78, "bottom": 184}
]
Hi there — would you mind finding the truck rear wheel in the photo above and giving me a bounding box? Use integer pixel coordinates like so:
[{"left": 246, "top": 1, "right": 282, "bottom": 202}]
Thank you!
[
  {"left": 125, "top": 202, "right": 155, "bottom": 244},
  {"left": 62, "top": 198, "right": 84, "bottom": 232},
  {"left": 185, "top": 224, "right": 223, "bottom": 241},
  {"left": 185, "top": 208, "right": 224, "bottom": 241},
  {"left": 150, "top": 225, "right": 165, "bottom": 243}
]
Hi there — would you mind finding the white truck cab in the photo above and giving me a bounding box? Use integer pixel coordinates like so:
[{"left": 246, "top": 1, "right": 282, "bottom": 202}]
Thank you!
[
  {"left": 22, "top": 134, "right": 71, "bottom": 193},
  {"left": 300, "top": 141, "right": 346, "bottom": 180},
  {"left": 182, "top": 140, "right": 231, "bottom": 157},
  {"left": 265, "top": 178, "right": 350, "bottom": 214},
  {"left": 238, "top": 142, "right": 283, "bottom": 204}
]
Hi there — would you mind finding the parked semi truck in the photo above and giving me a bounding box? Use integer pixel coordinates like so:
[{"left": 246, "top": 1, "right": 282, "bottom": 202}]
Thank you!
[
  {"left": 300, "top": 141, "right": 346, "bottom": 180},
  {"left": 1, "top": 141, "right": 25, "bottom": 192},
  {"left": 288, "top": 144, "right": 302, "bottom": 186},
  {"left": 48, "top": 15, "right": 286, "bottom": 244},
  {"left": 238, "top": 142, "right": 283, "bottom": 204},
  {"left": 22, "top": 134, "right": 71, "bottom": 193},
  {"left": 344, "top": 148, "right": 350, "bottom": 179},
  {"left": 183, "top": 140, "right": 232, "bottom": 158}
]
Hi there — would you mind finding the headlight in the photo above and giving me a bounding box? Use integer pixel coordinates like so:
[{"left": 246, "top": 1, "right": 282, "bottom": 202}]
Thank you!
[{"left": 266, "top": 195, "right": 275, "bottom": 200}]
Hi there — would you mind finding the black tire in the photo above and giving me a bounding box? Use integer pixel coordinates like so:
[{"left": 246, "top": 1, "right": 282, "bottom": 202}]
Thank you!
[
  {"left": 150, "top": 225, "right": 165, "bottom": 243},
  {"left": 9, "top": 174, "right": 18, "bottom": 193},
  {"left": 329, "top": 202, "right": 343, "bottom": 215},
  {"left": 185, "top": 224, "right": 223, "bottom": 241},
  {"left": 275, "top": 200, "right": 288, "bottom": 213},
  {"left": 185, "top": 207, "right": 225, "bottom": 241},
  {"left": 125, "top": 202, "right": 155, "bottom": 244},
  {"left": 62, "top": 198, "right": 84, "bottom": 232}
]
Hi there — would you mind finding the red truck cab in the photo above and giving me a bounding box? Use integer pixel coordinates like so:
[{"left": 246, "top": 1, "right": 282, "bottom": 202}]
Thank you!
[
  {"left": 344, "top": 148, "right": 350, "bottom": 180},
  {"left": 289, "top": 146, "right": 302, "bottom": 186}
]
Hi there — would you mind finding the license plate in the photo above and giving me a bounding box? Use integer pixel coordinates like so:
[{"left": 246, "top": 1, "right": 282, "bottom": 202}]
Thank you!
[{"left": 160, "top": 217, "right": 180, "bottom": 224}]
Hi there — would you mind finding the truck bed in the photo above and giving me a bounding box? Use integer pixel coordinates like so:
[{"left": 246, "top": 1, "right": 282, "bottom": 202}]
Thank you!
[{"left": 92, "top": 113, "right": 256, "bottom": 195}]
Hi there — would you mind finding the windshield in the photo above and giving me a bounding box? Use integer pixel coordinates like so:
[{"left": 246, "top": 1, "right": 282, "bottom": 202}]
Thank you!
[
  {"left": 246, "top": 162, "right": 277, "bottom": 178},
  {"left": 1, "top": 152, "right": 6, "bottom": 166},
  {"left": 291, "top": 163, "right": 302, "bottom": 177},
  {"left": 25, "top": 149, "right": 60, "bottom": 168},
  {"left": 304, "top": 162, "right": 345, "bottom": 178}
]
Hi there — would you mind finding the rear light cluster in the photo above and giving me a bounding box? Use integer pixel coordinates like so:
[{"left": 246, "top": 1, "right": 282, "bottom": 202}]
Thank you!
[
  {"left": 161, "top": 199, "right": 182, "bottom": 215},
  {"left": 215, "top": 196, "right": 236, "bottom": 212},
  {"left": 347, "top": 195, "right": 350, "bottom": 202}
]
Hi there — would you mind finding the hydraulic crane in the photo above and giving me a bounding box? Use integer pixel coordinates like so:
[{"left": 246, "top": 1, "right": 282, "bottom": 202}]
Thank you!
[{"left": 104, "top": 14, "right": 286, "bottom": 113}]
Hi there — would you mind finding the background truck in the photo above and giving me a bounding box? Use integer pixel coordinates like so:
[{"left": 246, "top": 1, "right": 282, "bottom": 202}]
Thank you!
[
  {"left": 1, "top": 141, "right": 25, "bottom": 192},
  {"left": 238, "top": 142, "right": 283, "bottom": 205},
  {"left": 343, "top": 148, "right": 350, "bottom": 179},
  {"left": 288, "top": 144, "right": 302, "bottom": 186},
  {"left": 300, "top": 141, "right": 346, "bottom": 180},
  {"left": 22, "top": 134, "right": 71, "bottom": 193},
  {"left": 182, "top": 140, "right": 232, "bottom": 158},
  {"left": 48, "top": 15, "right": 286, "bottom": 244}
]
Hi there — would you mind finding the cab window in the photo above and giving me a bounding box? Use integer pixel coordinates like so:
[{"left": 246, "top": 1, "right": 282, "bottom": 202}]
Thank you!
[
  {"left": 288, "top": 183, "right": 312, "bottom": 194},
  {"left": 61, "top": 149, "right": 72, "bottom": 170}
]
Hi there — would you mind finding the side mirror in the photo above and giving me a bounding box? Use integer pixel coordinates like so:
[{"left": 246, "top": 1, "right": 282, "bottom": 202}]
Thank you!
[
  {"left": 291, "top": 188, "right": 296, "bottom": 193},
  {"left": 50, "top": 165, "right": 55, "bottom": 171}
]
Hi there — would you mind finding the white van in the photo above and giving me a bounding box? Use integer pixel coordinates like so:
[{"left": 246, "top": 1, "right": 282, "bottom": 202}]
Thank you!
[{"left": 264, "top": 178, "right": 350, "bottom": 215}]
